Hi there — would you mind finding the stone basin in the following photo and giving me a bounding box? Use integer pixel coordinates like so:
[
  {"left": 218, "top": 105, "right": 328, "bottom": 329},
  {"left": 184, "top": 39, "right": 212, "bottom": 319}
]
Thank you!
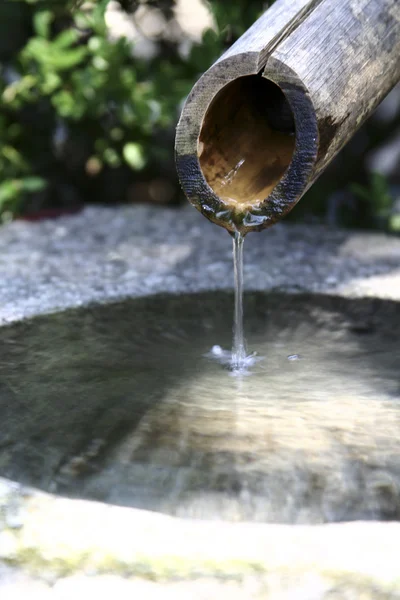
[{"left": 1, "top": 205, "right": 400, "bottom": 598}]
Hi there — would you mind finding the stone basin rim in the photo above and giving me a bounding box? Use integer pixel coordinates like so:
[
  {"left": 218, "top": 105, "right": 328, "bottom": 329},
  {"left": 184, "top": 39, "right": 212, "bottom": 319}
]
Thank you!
[
  {"left": 2, "top": 205, "right": 400, "bottom": 327},
  {"left": 1, "top": 476, "right": 400, "bottom": 584}
]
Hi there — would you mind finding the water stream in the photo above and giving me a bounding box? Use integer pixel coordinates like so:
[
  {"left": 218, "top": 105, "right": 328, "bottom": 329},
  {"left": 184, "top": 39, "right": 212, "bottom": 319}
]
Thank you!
[
  {"left": 209, "top": 230, "right": 260, "bottom": 373},
  {"left": 232, "top": 230, "right": 246, "bottom": 369}
]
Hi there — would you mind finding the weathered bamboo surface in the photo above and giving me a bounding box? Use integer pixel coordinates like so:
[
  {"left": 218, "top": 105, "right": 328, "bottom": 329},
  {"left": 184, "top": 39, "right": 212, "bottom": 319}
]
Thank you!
[{"left": 175, "top": 0, "right": 400, "bottom": 233}]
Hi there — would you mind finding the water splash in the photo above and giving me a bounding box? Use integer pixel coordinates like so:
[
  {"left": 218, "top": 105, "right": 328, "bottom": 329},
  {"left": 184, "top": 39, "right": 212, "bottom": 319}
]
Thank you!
[
  {"left": 206, "top": 231, "right": 262, "bottom": 374},
  {"left": 208, "top": 344, "right": 260, "bottom": 376}
]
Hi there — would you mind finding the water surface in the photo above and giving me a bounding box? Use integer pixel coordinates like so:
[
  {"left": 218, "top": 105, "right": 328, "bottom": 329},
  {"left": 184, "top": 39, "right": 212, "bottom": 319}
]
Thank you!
[{"left": 0, "top": 292, "right": 399, "bottom": 523}]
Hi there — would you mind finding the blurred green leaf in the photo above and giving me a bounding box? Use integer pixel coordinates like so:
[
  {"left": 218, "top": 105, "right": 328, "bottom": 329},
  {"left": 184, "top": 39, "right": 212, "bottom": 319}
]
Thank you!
[
  {"left": 21, "top": 176, "right": 47, "bottom": 192},
  {"left": 33, "top": 10, "right": 53, "bottom": 38},
  {"left": 2, "top": 145, "right": 28, "bottom": 169},
  {"left": 23, "top": 36, "right": 87, "bottom": 71},
  {"left": 206, "top": 0, "right": 267, "bottom": 39},
  {"left": 41, "top": 71, "right": 62, "bottom": 94},
  {"left": 123, "top": 142, "right": 146, "bottom": 170},
  {"left": 0, "top": 180, "right": 21, "bottom": 207},
  {"left": 53, "top": 28, "right": 79, "bottom": 50},
  {"left": 349, "top": 183, "right": 371, "bottom": 203},
  {"left": 389, "top": 214, "right": 400, "bottom": 232},
  {"left": 103, "top": 147, "right": 121, "bottom": 167},
  {"left": 0, "top": 176, "right": 46, "bottom": 210},
  {"left": 350, "top": 172, "right": 394, "bottom": 228},
  {"left": 2, "top": 75, "right": 37, "bottom": 104}
]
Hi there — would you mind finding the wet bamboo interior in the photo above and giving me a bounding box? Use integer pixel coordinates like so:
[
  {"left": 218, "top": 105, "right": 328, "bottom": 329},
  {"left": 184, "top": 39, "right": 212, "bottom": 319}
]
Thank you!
[{"left": 198, "top": 76, "right": 296, "bottom": 210}]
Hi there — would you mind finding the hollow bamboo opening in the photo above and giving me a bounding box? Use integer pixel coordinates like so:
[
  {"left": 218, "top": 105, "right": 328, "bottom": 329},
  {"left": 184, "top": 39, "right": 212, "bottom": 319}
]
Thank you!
[{"left": 198, "top": 75, "right": 296, "bottom": 210}]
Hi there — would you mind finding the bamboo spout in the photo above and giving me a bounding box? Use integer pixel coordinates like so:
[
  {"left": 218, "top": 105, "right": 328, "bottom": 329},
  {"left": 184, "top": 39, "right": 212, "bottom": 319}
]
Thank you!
[{"left": 175, "top": 0, "right": 400, "bottom": 234}]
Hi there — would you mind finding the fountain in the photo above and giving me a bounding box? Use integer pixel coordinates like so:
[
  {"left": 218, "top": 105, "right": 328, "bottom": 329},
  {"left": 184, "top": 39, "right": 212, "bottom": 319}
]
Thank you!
[
  {"left": 1, "top": 0, "right": 400, "bottom": 596},
  {"left": 1, "top": 205, "right": 400, "bottom": 597}
]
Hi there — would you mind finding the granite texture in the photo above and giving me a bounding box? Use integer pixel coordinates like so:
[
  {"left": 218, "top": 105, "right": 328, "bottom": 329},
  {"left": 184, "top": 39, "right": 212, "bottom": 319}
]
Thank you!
[{"left": 1, "top": 205, "right": 400, "bottom": 325}]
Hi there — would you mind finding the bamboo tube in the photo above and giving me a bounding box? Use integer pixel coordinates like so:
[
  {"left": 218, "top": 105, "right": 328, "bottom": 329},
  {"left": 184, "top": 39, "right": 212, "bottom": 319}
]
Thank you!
[{"left": 175, "top": 0, "right": 400, "bottom": 233}]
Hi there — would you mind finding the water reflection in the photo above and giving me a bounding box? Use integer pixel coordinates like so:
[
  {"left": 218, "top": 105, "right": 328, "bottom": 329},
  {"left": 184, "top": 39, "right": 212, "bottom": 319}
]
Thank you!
[{"left": 0, "top": 292, "right": 399, "bottom": 523}]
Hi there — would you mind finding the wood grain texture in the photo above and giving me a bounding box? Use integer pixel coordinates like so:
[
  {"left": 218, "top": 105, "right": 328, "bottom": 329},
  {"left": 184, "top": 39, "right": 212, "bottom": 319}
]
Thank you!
[{"left": 175, "top": 0, "right": 400, "bottom": 234}]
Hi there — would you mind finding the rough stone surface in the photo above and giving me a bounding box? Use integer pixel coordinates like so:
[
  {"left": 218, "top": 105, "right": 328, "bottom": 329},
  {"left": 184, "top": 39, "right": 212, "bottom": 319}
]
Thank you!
[
  {"left": 1, "top": 481, "right": 400, "bottom": 598},
  {"left": 1, "top": 205, "right": 400, "bottom": 326},
  {"left": 1, "top": 205, "right": 400, "bottom": 597}
]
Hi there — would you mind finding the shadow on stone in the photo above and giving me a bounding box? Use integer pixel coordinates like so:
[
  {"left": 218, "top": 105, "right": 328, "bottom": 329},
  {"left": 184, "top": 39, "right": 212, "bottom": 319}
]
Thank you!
[{"left": 0, "top": 291, "right": 399, "bottom": 524}]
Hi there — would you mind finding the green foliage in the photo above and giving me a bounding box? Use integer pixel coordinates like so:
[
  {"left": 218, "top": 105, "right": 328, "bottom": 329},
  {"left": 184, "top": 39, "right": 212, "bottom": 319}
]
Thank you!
[
  {"left": 0, "top": 0, "right": 276, "bottom": 218},
  {"left": 0, "top": 0, "right": 192, "bottom": 216},
  {"left": 207, "top": 0, "right": 269, "bottom": 43},
  {"left": 350, "top": 172, "right": 395, "bottom": 230},
  {"left": 2, "top": 1, "right": 175, "bottom": 168},
  {"left": 0, "top": 109, "right": 47, "bottom": 216},
  {"left": 350, "top": 172, "right": 392, "bottom": 215},
  {"left": 190, "top": 1, "right": 268, "bottom": 69}
]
